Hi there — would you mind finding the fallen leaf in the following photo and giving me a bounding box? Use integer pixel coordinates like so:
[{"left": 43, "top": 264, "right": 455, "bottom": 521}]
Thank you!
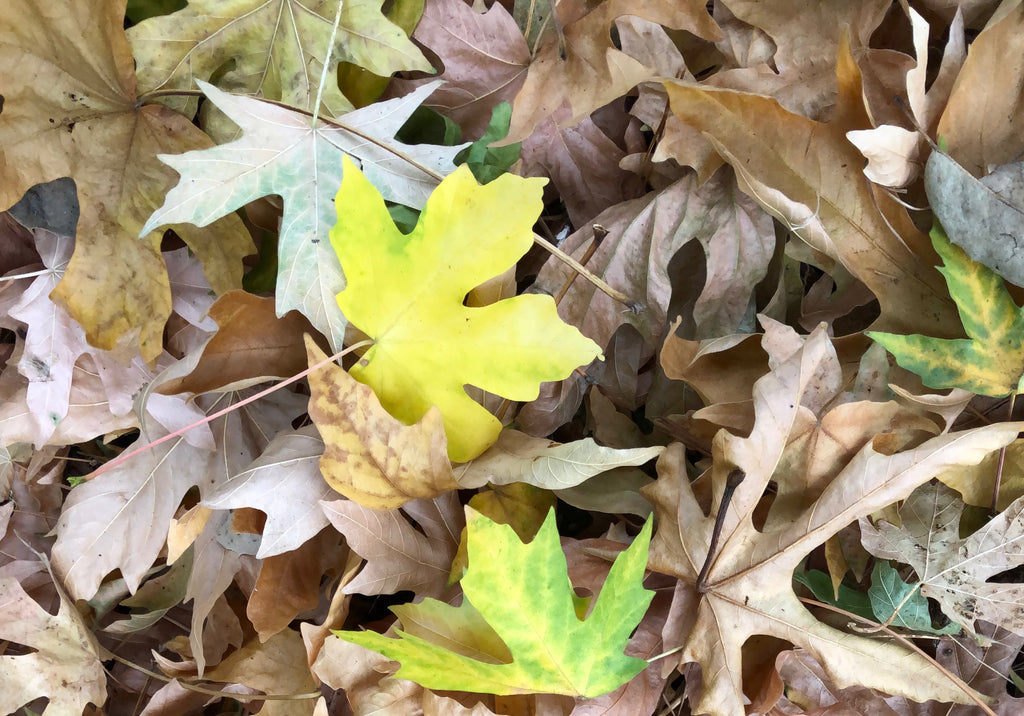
[
  {"left": 504, "top": 0, "right": 721, "bottom": 144},
  {"left": 335, "top": 508, "right": 654, "bottom": 697},
  {"left": 0, "top": 0, "right": 252, "bottom": 361},
  {"left": 52, "top": 385, "right": 306, "bottom": 600},
  {"left": 661, "top": 39, "right": 960, "bottom": 338},
  {"left": 0, "top": 574, "right": 107, "bottom": 715},
  {"left": 867, "top": 226, "right": 1024, "bottom": 397},
  {"left": 201, "top": 425, "right": 333, "bottom": 559},
  {"left": 306, "top": 337, "right": 459, "bottom": 509},
  {"left": 142, "top": 80, "right": 466, "bottom": 350},
  {"left": 643, "top": 324, "right": 1022, "bottom": 714},
  {"left": 862, "top": 481, "right": 1024, "bottom": 636},
  {"left": 454, "top": 429, "right": 661, "bottom": 490},
  {"left": 531, "top": 168, "right": 775, "bottom": 354},
  {"left": 129, "top": 0, "right": 431, "bottom": 141},
  {"left": 159, "top": 290, "right": 321, "bottom": 396},
  {"left": 322, "top": 491, "right": 463, "bottom": 597},
  {"left": 925, "top": 151, "right": 1024, "bottom": 288},
  {"left": 330, "top": 156, "right": 601, "bottom": 461},
  {"left": 936, "top": 5, "right": 1024, "bottom": 177},
  {"left": 388, "top": 0, "right": 529, "bottom": 139},
  {"left": 205, "top": 629, "right": 319, "bottom": 716}
]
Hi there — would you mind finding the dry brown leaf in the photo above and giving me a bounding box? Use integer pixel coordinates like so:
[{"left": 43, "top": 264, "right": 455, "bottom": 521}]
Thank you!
[
  {"left": 0, "top": 0, "right": 251, "bottom": 361},
  {"left": 204, "top": 629, "right": 319, "bottom": 716},
  {"left": 0, "top": 573, "right": 106, "bottom": 715},
  {"left": 159, "top": 291, "right": 321, "bottom": 396},
  {"left": 862, "top": 481, "right": 1024, "bottom": 636},
  {"left": 661, "top": 39, "right": 961, "bottom": 339},
  {"left": 937, "top": 5, "right": 1024, "bottom": 176},
  {"left": 306, "top": 338, "right": 459, "bottom": 509},
  {"left": 321, "top": 491, "right": 463, "bottom": 597},
  {"left": 389, "top": 0, "right": 529, "bottom": 139},
  {"left": 504, "top": 0, "right": 721, "bottom": 143},
  {"left": 643, "top": 322, "right": 1023, "bottom": 715}
]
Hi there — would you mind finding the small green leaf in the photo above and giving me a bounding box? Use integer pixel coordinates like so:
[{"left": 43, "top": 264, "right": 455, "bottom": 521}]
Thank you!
[
  {"left": 868, "top": 562, "right": 959, "bottom": 635},
  {"left": 866, "top": 225, "right": 1024, "bottom": 396},
  {"left": 334, "top": 508, "right": 654, "bottom": 697},
  {"left": 457, "top": 102, "right": 522, "bottom": 184},
  {"left": 793, "top": 569, "right": 875, "bottom": 622}
]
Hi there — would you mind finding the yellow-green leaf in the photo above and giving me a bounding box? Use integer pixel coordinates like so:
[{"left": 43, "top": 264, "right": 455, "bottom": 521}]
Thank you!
[
  {"left": 330, "top": 156, "right": 602, "bottom": 461},
  {"left": 866, "top": 225, "right": 1024, "bottom": 397},
  {"left": 334, "top": 508, "right": 653, "bottom": 697}
]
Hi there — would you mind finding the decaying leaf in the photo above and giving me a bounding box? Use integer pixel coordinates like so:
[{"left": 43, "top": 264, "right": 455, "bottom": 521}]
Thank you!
[
  {"left": 0, "top": 0, "right": 251, "bottom": 361},
  {"left": 925, "top": 150, "right": 1024, "bottom": 288},
  {"left": 330, "top": 157, "right": 601, "bottom": 461},
  {"left": 335, "top": 508, "right": 654, "bottom": 698},
  {"left": 306, "top": 337, "right": 459, "bottom": 508},
  {"left": 129, "top": 0, "right": 431, "bottom": 141},
  {"left": 862, "top": 481, "right": 1024, "bottom": 636},
  {"left": 0, "top": 574, "right": 107, "bottom": 715},
  {"left": 643, "top": 323, "right": 1023, "bottom": 715}
]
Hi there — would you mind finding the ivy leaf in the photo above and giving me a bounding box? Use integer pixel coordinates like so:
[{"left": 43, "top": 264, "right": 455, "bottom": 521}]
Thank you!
[
  {"left": 330, "top": 157, "right": 602, "bottom": 461},
  {"left": 866, "top": 225, "right": 1024, "bottom": 397},
  {"left": 334, "top": 508, "right": 654, "bottom": 697}
]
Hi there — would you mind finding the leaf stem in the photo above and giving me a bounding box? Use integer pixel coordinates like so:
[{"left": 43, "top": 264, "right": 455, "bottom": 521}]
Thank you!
[
  {"left": 534, "top": 232, "right": 641, "bottom": 311},
  {"left": 85, "top": 340, "right": 371, "bottom": 481},
  {"left": 695, "top": 469, "right": 745, "bottom": 593}
]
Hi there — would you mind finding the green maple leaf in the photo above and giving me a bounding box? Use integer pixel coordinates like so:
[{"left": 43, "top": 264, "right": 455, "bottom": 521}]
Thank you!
[
  {"left": 866, "top": 225, "right": 1024, "bottom": 397},
  {"left": 335, "top": 508, "right": 654, "bottom": 697},
  {"left": 330, "top": 156, "right": 602, "bottom": 461}
]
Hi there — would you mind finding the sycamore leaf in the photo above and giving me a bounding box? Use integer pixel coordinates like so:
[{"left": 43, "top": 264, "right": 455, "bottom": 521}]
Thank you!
[
  {"left": 0, "top": 0, "right": 252, "bottom": 361},
  {"left": 454, "top": 429, "right": 662, "bottom": 490},
  {"left": 335, "top": 508, "right": 654, "bottom": 698},
  {"left": 141, "top": 81, "right": 465, "bottom": 350},
  {"left": 503, "top": 0, "right": 721, "bottom": 144},
  {"left": 306, "top": 337, "right": 459, "bottom": 509},
  {"left": 643, "top": 321, "right": 1024, "bottom": 716},
  {"left": 330, "top": 157, "right": 601, "bottom": 461},
  {"left": 0, "top": 576, "right": 107, "bottom": 715},
  {"left": 128, "top": 0, "right": 431, "bottom": 141},
  {"left": 201, "top": 425, "right": 333, "bottom": 559},
  {"left": 388, "top": 0, "right": 529, "bottom": 139},
  {"left": 322, "top": 491, "right": 463, "bottom": 597},
  {"left": 861, "top": 481, "right": 1024, "bottom": 636},
  {"left": 867, "top": 561, "right": 959, "bottom": 635},
  {"left": 866, "top": 226, "right": 1024, "bottom": 397},
  {"left": 51, "top": 385, "right": 306, "bottom": 600},
  {"left": 660, "top": 39, "right": 960, "bottom": 339}
]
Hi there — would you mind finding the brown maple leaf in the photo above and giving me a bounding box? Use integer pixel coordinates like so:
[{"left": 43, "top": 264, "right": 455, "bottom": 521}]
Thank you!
[{"left": 643, "top": 323, "right": 1022, "bottom": 715}]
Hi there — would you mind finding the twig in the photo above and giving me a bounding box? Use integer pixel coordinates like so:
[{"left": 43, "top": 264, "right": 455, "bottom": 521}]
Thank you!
[
  {"left": 534, "top": 232, "right": 641, "bottom": 311},
  {"left": 695, "top": 469, "right": 745, "bottom": 593},
  {"left": 553, "top": 224, "right": 607, "bottom": 306},
  {"left": 85, "top": 341, "right": 371, "bottom": 481}
]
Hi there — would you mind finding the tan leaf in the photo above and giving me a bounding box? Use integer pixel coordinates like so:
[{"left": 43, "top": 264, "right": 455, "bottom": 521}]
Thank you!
[
  {"left": 0, "top": 0, "right": 252, "bottom": 361},
  {"left": 643, "top": 322, "right": 1023, "bottom": 715},
  {"left": 159, "top": 291, "right": 321, "bottom": 396},
  {"left": 937, "top": 6, "right": 1024, "bottom": 176},
  {"left": 661, "top": 39, "right": 960, "bottom": 339},
  {"left": 306, "top": 337, "right": 459, "bottom": 509},
  {"left": 322, "top": 491, "right": 462, "bottom": 597},
  {"left": 205, "top": 629, "right": 319, "bottom": 716},
  {"left": 862, "top": 481, "right": 1024, "bottom": 636},
  {"left": 0, "top": 574, "right": 106, "bottom": 715},
  {"left": 504, "top": 0, "right": 721, "bottom": 143}
]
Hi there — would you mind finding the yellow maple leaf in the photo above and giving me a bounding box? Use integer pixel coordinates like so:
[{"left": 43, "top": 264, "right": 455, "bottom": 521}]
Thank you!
[{"left": 329, "top": 157, "right": 602, "bottom": 461}]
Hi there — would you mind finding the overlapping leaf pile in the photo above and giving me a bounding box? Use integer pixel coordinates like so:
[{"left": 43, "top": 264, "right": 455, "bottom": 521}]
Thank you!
[{"left": 2, "top": 0, "right": 1024, "bottom": 714}]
